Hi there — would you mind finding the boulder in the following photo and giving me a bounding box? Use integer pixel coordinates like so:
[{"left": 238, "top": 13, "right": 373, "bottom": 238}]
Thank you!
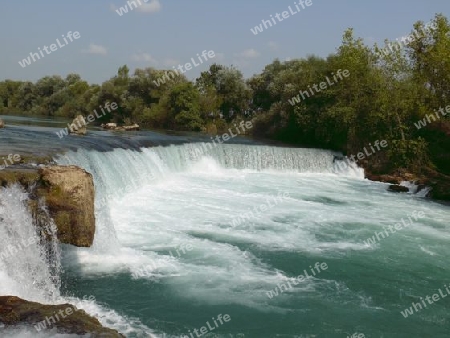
[
  {"left": 123, "top": 123, "right": 140, "bottom": 131},
  {"left": 38, "top": 165, "right": 95, "bottom": 247},
  {"left": 100, "top": 123, "right": 139, "bottom": 131},
  {"left": 0, "top": 118, "right": 4, "bottom": 128},
  {"left": 0, "top": 165, "right": 96, "bottom": 247},
  {"left": 100, "top": 122, "right": 117, "bottom": 130},
  {"left": 388, "top": 184, "right": 409, "bottom": 193},
  {"left": 68, "top": 115, "right": 87, "bottom": 135},
  {"left": 0, "top": 296, "right": 124, "bottom": 337},
  {"left": 0, "top": 168, "right": 40, "bottom": 189}
]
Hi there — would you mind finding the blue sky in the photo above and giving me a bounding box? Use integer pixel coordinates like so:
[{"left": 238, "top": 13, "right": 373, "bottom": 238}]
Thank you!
[{"left": 1, "top": 0, "right": 449, "bottom": 84}]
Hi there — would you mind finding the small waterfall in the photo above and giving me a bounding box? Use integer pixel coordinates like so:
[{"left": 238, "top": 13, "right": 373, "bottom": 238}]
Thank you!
[
  {"left": 0, "top": 185, "right": 61, "bottom": 304},
  {"left": 54, "top": 143, "right": 364, "bottom": 250},
  {"left": 55, "top": 143, "right": 364, "bottom": 208},
  {"left": 56, "top": 143, "right": 364, "bottom": 215},
  {"left": 56, "top": 143, "right": 362, "bottom": 185}
]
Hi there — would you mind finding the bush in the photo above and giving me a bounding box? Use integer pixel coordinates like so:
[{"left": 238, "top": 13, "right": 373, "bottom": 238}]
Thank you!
[
  {"left": 387, "top": 138, "right": 429, "bottom": 171},
  {"left": 174, "top": 110, "right": 204, "bottom": 131}
]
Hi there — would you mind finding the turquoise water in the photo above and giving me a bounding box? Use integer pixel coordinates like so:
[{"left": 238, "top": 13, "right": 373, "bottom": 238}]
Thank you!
[
  {"left": 51, "top": 144, "right": 450, "bottom": 338},
  {"left": 1, "top": 124, "right": 449, "bottom": 337}
]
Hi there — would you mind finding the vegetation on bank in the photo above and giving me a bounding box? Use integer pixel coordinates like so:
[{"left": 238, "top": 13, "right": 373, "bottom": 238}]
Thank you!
[{"left": 1, "top": 14, "right": 449, "bottom": 181}]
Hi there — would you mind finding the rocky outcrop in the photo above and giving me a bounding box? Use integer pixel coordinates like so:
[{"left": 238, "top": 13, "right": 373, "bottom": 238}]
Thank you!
[
  {"left": 0, "top": 296, "right": 124, "bottom": 337},
  {"left": 101, "top": 122, "right": 117, "bottom": 129},
  {"left": 364, "top": 166, "right": 450, "bottom": 201},
  {"left": 0, "top": 168, "right": 40, "bottom": 189},
  {"left": 421, "top": 167, "right": 450, "bottom": 201},
  {"left": 0, "top": 165, "right": 96, "bottom": 247},
  {"left": 0, "top": 118, "right": 4, "bottom": 128},
  {"left": 69, "top": 115, "right": 87, "bottom": 135},
  {"left": 0, "top": 167, "right": 112, "bottom": 334},
  {"left": 101, "top": 123, "right": 140, "bottom": 131},
  {"left": 121, "top": 123, "right": 140, "bottom": 131},
  {"left": 37, "top": 165, "right": 95, "bottom": 247}
]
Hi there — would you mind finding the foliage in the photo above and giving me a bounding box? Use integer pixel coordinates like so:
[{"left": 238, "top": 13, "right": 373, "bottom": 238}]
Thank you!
[{"left": 1, "top": 14, "right": 449, "bottom": 175}]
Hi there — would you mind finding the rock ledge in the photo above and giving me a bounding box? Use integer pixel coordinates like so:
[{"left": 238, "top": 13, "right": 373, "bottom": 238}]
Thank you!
[{"left": 0, "top": 296, "right": 124, "bottom": 337}]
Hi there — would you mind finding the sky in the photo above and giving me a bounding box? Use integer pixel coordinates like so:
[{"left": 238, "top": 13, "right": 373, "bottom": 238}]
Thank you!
[{"left": 1, "top": 0, "right": 449, "bottom": 84}]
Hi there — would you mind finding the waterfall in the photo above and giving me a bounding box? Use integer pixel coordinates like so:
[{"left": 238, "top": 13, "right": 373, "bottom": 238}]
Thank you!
[
  {"left": 53, "top": 143, "right": 363, "bottom": 251},
  {"left": 55, "top": 143, "right": 364, "bottom": 195},
  {"left": 0, "top": 185, "right": 61, "bottom": 304}
]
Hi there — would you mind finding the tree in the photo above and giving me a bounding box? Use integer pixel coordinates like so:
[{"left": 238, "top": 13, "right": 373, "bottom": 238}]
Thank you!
[
  {"left": 166, "top": 82, "right": 202, "bottom": 130},
  {"left": 408, "top": 14, "right": 450, "bottom": 114},
  {"left": 196, "top": 64, "right": 250, "bottom": 118}
]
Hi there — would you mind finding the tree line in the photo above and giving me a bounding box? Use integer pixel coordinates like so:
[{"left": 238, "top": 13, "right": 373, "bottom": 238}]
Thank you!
[{"left": 1, "top": 14, "right": 449, "bottom": 177}]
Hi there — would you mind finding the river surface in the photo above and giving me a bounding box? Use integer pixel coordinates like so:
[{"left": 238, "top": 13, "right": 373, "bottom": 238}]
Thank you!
[{"left": 1, "top": 118, "right": 449, "bottom": 337}]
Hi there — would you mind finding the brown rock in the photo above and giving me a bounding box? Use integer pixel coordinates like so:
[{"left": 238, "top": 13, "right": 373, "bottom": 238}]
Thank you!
[
  {"left": 0, "top": 168, "right": 40, "bottom": 189},
  {"left": 388, "top": 184, "right": 409, "bottom": 193},
  {"left": 0, "top": 296, "right": 124, "bottom": 337},
  {"left": 101, "top": 123, "right": 139, "bottom": 131},
  {"left": 68, "top": 115, "right": 87, "bottom": 135},
  {"left": 0, "top": 119, "right": 4, "bottom": 128},
  {"left": 415, "top": 167, "right": 450, "bottom": 200},
  {"left": 101, "top": 123, "right": 117, "bottom": 130},
  {"left": 38, "top": 165, "right": 95, "bottom": 247},
  {"left": 123, "top": 123, "right": 140, "bottom": 131}
]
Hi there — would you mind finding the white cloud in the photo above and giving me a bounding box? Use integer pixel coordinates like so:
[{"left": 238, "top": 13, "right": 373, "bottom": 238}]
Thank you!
[
  {"left": 136, "top": 0, "right": 161, "bottom": 13},
  {"left": 235, "top": 48, "right": 260, "bottom": 59},
  {"left": 82, "top": 44, "right": 107, "bottom": 55},
  {"left": 131, "top": 53, "right": 158, "bottom": 64},
  {"left": 110, "top": 0, "right": 161, "bottom": 14},
  {"left": 267, "top": 41, "right": 279, "bottom": 51}
]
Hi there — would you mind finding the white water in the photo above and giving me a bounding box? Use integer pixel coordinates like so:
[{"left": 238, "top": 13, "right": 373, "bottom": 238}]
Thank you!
[
  {"left": 4, "top": 143, "right": 447, "bottom": 337},
  {"left": 54, "top": 143, "right": 364, "bottom": 254},
  {"left": 0, "top": 185, "right": 153, "bottom": 337},
  {"left": 54, "top": 144, "right": 376, "bottom": 329},
  {"left": 0, "top": 185, "right": 60, "bottom": 303}
]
